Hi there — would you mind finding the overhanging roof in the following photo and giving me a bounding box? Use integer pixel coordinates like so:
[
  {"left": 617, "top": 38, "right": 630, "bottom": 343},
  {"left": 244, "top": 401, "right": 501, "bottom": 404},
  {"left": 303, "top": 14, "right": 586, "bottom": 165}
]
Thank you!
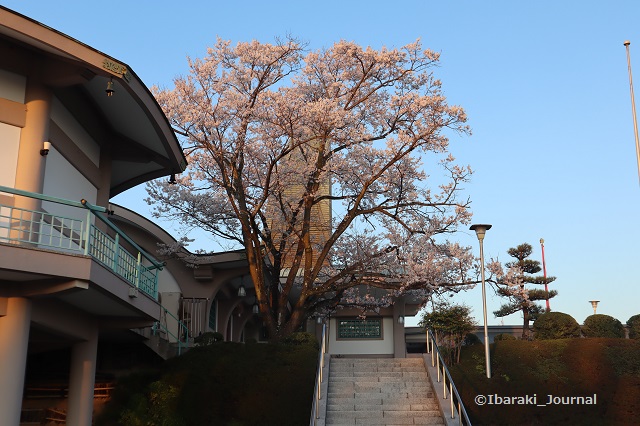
[{"left": 0, "top": 6, "right": 187, "bottom": 196}]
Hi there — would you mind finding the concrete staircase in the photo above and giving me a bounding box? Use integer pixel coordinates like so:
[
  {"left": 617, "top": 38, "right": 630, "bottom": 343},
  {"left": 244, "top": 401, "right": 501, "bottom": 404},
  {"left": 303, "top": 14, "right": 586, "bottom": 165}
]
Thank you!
[{"left": 325, "top": 357, "right": 445, "bottom": 425}]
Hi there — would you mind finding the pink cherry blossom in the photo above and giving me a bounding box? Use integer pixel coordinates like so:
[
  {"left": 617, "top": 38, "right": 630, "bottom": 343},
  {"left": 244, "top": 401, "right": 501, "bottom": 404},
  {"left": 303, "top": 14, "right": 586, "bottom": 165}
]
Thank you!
[{"left": 147, "top": 36, "right": 483, "bottom": 338}]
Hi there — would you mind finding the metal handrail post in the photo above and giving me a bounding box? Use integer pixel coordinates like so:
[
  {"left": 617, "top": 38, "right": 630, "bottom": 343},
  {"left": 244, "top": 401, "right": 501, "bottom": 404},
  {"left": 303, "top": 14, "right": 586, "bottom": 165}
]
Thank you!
[
  {"left": 450, "top": 383, "right": 455, "bottom": 418},
  {"left": 311, "top": 322, "right": 327, "bottom": 425},
  {"left": 443, "top": 365, "right": 447, "bottom": 398},
  {"left": 113, "top": 233, "right": 120, "bottom": 272},
  {"left": 83, "top": 210, "right": 91, "bottom": 255}
]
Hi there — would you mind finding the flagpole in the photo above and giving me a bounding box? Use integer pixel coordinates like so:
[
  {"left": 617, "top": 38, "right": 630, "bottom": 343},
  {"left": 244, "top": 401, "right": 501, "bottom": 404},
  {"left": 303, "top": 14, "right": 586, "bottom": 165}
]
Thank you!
[
  {"left": 540, "top": 238, "right": 550, "bottom": 312},
  {"left": 624, "top": 41, "right": 640, "bottom": 185}
]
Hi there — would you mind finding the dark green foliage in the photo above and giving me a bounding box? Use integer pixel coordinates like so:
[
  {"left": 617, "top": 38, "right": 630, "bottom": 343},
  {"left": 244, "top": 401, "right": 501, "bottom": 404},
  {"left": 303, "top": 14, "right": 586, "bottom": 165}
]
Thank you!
[
  {"left": 450, "top": 339, "right": 640, "bottom": 425},
  {"left": 533, "top": 311, "right": 581, "bottom": 340},
  {"left": 628, "top": 314, "right": 640, "bottom": 339},
  {"left": 605, "top": 339, "right": 640, "bottom": 376},
  {"left": 583, "top": 314, "right": 625, "bottom": 338},
  {"left": 280, "top": 331, "right": 320, "bottom": 350},
  {"left": 96, "top": 343, "right": 317, "bottom": 426},
  {"left": 94, "top": 370, "right": 162, "bottom": 425},
  {"left": 420, "top": 301, "right": 476, "bottom": 364},
  {"left": 193, "top": 331, "right": 224, "bottom": 346},
  {"left": 494, "top": 333, "right": 516, "bottom": 341},
  {"left": 463, "top": 332, "right": 481, "bottom": 346}
]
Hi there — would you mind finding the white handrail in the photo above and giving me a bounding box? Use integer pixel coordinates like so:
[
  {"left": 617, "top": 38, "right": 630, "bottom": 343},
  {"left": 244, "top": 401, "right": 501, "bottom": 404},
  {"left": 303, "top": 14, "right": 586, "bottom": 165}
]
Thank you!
[
  {"left": 310, "top": 323, "right": 327, "bottom": 426},
  {"left": 426, "top": 328, "right": 472, "bottom": 425}
]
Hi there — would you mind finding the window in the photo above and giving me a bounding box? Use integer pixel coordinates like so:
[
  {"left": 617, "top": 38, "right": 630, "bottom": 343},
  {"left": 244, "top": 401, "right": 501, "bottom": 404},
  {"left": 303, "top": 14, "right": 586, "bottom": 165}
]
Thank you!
[{"left": 337, "top": 318, "right": 383, "bottom": 339}]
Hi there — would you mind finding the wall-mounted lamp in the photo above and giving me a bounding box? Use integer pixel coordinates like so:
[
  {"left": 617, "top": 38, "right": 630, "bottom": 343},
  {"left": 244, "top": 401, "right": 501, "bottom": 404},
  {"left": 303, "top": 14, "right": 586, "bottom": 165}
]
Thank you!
[
  {"left": 252, "top": 302, "right": 259, "bottom": 314},
  {"left": 106, "top": 77, "right": 115, "bottom": 97},
  {"left": 316, "top": 317, "right": 323, "bottom": 324},
  {"left": 397, "top": 316, "right": 404, "bottom": 324},
  {"left": 237, "top": 285, "right": 246, "bottom": 297},
  {"left": 40, "top": 141, "right": 51, "bottom": 156},
  {"left": 169, "top": 174, "right": 177, "bottom": 184}
]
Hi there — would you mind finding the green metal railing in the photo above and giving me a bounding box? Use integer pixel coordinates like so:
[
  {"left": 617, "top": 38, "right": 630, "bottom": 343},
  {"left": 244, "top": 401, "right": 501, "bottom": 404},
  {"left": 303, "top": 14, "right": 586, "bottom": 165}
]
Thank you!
[
  {"left": 153, "top": 306, "right": 190, "bottom": 355},
  {"left": 0, "top": 185, "right": 162, "bottom": 299}
]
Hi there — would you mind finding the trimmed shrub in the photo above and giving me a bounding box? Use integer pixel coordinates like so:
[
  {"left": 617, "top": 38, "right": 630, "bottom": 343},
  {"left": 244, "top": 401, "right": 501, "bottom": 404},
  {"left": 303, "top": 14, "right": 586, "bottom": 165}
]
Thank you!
[
  {"left": 533, "top": 311, "right": 581, "bottom": 340},
  {"left": 494, "top": 333, "right": 516, "bottom": 341},
  {"left": 583, "top": 314, "right": 625, "bottom": 338},
  {"left": 628, "top": 314, "right": 640, "bottom": 339},
  {"left": 194, "top": 331, "right": 224, "bottom": 346},
  {"left": 280, "top": 332, "right": 320, "bottom": 350},
  {"left": 463, "top": 333, "right": 481, "bottom": 346}
]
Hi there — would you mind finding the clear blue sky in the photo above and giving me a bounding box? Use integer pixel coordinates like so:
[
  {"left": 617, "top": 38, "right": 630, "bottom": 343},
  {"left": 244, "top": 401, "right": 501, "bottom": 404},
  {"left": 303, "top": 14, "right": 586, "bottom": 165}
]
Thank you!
[{"left": 5, "top": 1, "right": 640, "bottom": 327}]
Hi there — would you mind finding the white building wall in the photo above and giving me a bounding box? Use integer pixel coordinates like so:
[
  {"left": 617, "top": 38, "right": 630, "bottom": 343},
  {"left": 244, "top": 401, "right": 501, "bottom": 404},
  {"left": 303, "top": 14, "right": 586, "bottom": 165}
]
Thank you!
[
  {"left": 0, "top": 68, "right": 25, "bottom": 191},
  {"left": 0, "top": 123, "right": 20, "bottom": 190},
  {"left": 42, "top": 147, "right": 97, "bottom": 214},
  {"left": 50, "top": 97, "right": 100, "bottom": 166},
  {"left": 328, "top": 317, "right": 394, "bottom": 356},
  {"left": 157, "top": 268, "right": 181, "bottom": 293},
  {"left": 159, "top": 292, "right": 181, "bottom": 343},
  {"left": 0, "top": 68, "right": 26, "bottom": 102}
]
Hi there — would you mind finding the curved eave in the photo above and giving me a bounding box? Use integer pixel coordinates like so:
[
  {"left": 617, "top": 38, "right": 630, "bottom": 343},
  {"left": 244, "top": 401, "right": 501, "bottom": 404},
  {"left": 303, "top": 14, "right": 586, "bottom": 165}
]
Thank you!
[{"left": 0, "top": 6, "right": 187, "bottom": 197}]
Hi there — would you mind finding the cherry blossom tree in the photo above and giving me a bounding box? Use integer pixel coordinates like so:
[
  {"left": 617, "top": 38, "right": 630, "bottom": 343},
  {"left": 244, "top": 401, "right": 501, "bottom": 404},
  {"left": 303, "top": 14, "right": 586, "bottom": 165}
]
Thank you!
[{"left": 147, "top": 36, "right": 484, "bottom": 339}]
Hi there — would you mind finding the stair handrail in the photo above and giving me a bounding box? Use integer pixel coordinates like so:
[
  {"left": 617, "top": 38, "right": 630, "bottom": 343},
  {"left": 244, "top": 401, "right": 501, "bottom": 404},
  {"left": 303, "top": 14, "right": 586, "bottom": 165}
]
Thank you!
[
  {"left": 309, "top": 322, "right": 327, "bottom": 426},
  {"left": 153, "top": 305, "right": 190, "bottom": 355},
  {"left": 426, "top": 328, "right": 472, "bottom": 425}
]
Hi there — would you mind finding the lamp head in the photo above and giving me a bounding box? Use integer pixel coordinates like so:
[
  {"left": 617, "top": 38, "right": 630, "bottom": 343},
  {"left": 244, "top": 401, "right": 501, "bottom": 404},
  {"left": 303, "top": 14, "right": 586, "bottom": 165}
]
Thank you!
[{"left": 470, "top": 224, "right": 492, "bottom": 241}]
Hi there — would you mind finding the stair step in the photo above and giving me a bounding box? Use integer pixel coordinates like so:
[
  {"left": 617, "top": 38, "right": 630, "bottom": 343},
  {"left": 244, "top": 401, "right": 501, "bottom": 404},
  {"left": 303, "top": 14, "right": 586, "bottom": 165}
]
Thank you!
[
  {"left": 324, "top": 358, "right": 444, "bottom": 426},
  {"left": 327, "top": 392, "right": 434, "bottom": 400},
  {"left": 327, "top": 403, "right": 440, "bottom": 411}
]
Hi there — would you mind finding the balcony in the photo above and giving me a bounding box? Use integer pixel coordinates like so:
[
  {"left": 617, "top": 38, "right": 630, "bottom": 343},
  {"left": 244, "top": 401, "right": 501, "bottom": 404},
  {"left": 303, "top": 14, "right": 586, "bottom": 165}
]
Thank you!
[{"left": 0, "top": 185, "right": 162, "bottom": 300}]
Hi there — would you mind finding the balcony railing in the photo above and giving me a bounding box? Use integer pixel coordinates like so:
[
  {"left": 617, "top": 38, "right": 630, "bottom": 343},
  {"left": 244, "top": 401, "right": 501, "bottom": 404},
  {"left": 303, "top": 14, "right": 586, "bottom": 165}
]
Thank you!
[{"left": 0, "top": 185, "right": 163, "bottom": 299}]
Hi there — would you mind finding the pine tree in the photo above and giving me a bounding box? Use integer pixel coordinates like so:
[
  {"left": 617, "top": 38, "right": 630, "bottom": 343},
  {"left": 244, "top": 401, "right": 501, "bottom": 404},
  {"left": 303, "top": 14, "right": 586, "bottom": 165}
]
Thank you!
[{"left": 493, "top": 243, "right": 557, "bottom": 339}]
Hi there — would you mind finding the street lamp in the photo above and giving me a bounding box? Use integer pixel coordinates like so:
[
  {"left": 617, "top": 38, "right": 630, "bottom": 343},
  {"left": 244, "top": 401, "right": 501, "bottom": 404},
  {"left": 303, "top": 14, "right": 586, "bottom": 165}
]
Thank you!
[
  {"left": 470, "top": 224, "right": 492, "bottom": 379},
  {"left": 589, "top": 300, "right": 600, "bottom": 315}
]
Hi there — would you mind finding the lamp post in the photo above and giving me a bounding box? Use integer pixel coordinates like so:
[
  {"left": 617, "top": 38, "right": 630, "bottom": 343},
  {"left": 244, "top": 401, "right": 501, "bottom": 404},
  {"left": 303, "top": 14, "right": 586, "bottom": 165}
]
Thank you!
[
  {"left": 589, "top": 300, "right": 600, "bottom": 315},
  {"left": 470, "top": 224, "right": 492, "bottom": 379}
]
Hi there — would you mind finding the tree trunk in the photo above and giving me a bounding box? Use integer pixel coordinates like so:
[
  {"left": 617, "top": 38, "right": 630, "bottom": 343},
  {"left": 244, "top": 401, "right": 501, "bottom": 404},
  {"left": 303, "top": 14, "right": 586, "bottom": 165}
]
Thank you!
[{"left": 522, "top": 308, "right": 530, "bottom": 339}]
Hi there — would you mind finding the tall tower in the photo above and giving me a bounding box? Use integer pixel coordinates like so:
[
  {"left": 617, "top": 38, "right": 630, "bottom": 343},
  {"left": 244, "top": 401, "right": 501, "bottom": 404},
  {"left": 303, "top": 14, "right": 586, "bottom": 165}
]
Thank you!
[{"left": 270, "top": 139, "right": 332, "bottom": 271}]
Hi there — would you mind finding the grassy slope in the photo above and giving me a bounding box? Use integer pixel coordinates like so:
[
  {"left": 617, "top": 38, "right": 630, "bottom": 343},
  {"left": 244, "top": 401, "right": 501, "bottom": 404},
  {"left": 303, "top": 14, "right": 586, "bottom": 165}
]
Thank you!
[
  {"left": 96, "top": 342, "right": 318, "bottom": 426},
  {"left": 450, "top": 338, "right": 640, "bottom": 425}
]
